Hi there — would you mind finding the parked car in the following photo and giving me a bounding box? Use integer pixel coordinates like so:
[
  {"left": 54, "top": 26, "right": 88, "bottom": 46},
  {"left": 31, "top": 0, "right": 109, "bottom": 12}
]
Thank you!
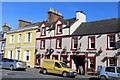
[
  {"left": 98, "top": 66, "right": 120, "bottom": 80},
  {"left": 39, "top": 59, "right": 77, "bottom": 78},
  {"left": 1, "top": 58, "right": 27, "bottom": 71}
]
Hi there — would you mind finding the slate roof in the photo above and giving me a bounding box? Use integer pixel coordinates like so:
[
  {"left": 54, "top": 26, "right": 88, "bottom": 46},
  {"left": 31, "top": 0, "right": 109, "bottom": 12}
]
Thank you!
[{"left": 72, "top": 18, "right": 120, "bottom": 36}]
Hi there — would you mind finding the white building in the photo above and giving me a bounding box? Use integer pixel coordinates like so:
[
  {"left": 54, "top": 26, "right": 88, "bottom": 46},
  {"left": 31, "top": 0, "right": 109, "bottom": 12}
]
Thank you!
[{"left": 35, "top": 8, "right": 120, "bottom": 75}]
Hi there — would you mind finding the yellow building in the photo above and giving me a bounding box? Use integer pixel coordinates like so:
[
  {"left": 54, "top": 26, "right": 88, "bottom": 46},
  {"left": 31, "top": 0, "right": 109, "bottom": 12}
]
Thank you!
[{"left": 4, "top": 24, "right": 39, "bottom": 68}]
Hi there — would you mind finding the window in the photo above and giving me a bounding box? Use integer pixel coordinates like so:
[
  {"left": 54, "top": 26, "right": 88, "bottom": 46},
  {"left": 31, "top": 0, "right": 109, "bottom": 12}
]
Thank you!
[
  {"left": 88, "top": 36, "right": 96, "bottom": 50},
  {"left": 9, "top": 35, "right": 14, "bottom": 44},
  {"left": 57, "top": 24, "right": 62, "bottom": 34},
  {"left": 8, "top": 50, "right": 13, "bottom": 59},
  {"left": 1, "top": 42, "right": 5, "bottom": 51},
  {"left": 71, "top": 37, "right": 78, "bottom": 50},
  {"left": 40, "top": 40, "right": 45, "bottom": 49},
  {"left": 52, "top": 55, "right": 58, "bottom": 60},
  {"left": 41, "top": 27, "right": 46, "bottom": 36},
  {"left": 105, "top": 67, "right": 115, "bottom": 73},
  {"left": 109, "top": 58, "right": 117, "bottom": 66},
  {"left": 8, "top": 59, "right": 14, "bottom": 62},
  {"left": 24, "top": 50, "right": 31, "bottom": 61},
  {"left": 117, "top": 67, "right": 120, "bottom": 73},
  {"left": 54, "top": 62, "right": 61, "bottom": 68},
  {"left": 88, "top": 57, "right": 95, "bottom": 71},
  {"left": 56, "top": 38, "right": 62, "bottom": 49},
  {"left": 16, "top": 49, "right": 20, "bottom": 60},
  {"left": 18, "top": 34, "right": 21, "bottom": 43},
  {"left": 25, "top": 32, "right": 32, "bottom": 43},
  {"left": 107, "top": 34, "right": 116, "bottom": 49}
]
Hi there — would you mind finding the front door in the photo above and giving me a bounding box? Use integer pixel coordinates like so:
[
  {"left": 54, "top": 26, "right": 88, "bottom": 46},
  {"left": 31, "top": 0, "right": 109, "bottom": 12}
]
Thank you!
[{"left": 35, "top": 54, "right": 41, "bottom": 67}]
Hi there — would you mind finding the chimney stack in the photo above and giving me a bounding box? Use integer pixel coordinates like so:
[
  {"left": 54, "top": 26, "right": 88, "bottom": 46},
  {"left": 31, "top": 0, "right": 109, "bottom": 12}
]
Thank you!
[
  {"left": 18, "top": 20, "right": 31, "bottom": 28},
  {"left": 76, "top": 11, "right": 86, "bottom": 22},
  {"left": 2, "top": 23, "right": 11, "bottom": 32},
  {"left": 47, "top": 8, "right": 63, "bottom": 22}
]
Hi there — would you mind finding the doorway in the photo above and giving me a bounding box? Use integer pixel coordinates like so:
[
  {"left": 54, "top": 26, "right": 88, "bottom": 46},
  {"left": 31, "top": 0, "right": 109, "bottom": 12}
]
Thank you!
[{"left": 71, "top": 55, "right": 85, "bottom": 75}]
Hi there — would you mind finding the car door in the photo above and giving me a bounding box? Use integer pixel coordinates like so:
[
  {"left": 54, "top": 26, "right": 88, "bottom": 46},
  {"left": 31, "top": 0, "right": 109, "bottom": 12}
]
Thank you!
[
  {"left": 2, "top": 59, "right": 8, "bottom": 68},
  {"left": 105, "top": 67, "right": 118, "bottom": 78},
  {"left": 54, "top": 62, "right": 62, "bottom": 74},
  {"left": 116, "top": 67, "right": 120, "bottom": 78}
]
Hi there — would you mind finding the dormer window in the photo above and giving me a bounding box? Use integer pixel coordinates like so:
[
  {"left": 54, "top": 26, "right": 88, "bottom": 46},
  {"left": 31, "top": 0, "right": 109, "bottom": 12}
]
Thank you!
[
  {"left": 57, "top": 24, "right": 62, "bottom": 34},
  {"left": 41, "top": 27, "right": 46, "bottom": 36}
]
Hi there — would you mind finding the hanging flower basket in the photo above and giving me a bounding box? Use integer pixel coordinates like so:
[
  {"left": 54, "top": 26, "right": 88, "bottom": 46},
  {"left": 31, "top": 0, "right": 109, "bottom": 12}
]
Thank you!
[{"left": 114, "top": 56, "right": 118, "bottom": 60}]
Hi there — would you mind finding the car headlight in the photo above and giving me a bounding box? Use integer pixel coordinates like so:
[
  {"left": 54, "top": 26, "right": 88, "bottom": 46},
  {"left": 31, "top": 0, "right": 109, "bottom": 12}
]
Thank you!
[{"left": 69, "top": 70, "right": 73, "bottom": 72}]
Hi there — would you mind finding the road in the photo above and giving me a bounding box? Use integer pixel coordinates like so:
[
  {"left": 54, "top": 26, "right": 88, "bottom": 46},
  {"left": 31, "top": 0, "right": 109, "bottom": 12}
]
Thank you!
[{"left": 1, "top": 67, "right": 99, "bottom": 80}]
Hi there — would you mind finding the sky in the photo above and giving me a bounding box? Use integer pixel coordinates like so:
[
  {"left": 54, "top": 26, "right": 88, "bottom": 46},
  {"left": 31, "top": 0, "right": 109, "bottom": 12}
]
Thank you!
[{"left": 1, "top": 2, "right": 119, "bottom": 31}]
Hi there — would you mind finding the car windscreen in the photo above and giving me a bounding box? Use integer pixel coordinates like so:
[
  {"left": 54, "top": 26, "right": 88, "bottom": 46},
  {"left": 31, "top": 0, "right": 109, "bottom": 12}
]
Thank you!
[
  {"left": 117, "top": 67, "right": 120, "bottom": 73},
  {"left": 60, "top": 62, "right": 69, "bottom": 68}
]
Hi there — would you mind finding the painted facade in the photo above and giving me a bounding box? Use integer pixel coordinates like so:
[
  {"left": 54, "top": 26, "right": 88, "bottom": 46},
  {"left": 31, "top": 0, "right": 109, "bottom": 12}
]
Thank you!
[
  {"left": 4, "top": 25, "right": 38, "bottom": 68},
  {"left": 35, "top": 8, "right": 87, "bottom": 75}
]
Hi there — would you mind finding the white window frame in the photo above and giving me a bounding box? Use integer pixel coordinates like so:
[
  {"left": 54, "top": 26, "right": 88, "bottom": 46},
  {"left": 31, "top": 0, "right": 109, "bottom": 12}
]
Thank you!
[
  {"left": 8, "top": 50, "right": 13, "bottom": 59},
  {"left": 25, "top": 32, "right": 32, "bottom": 43},
  {"left": 24, "top": 50, "right": 31, "bottom": 62},
  {"left": 9, "top": 35, "right": 14, "bottom": 44},
  {"left": 18, "top": 34, "right": 21, "bottom": 43},
  {"left": 16, "top": 49, "right": 20, "bottom": 60},
  {"left": 108, "top": 35, "right": 115, "bottom": 49},
  {"left": 89, "top": 37, "right": 95, "bottom": 49}
]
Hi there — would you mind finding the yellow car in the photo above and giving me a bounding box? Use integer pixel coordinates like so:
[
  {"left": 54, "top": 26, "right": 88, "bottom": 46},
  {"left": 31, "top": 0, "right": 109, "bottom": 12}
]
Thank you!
[{"left": 39, "top": 59, "right": 77, "bottom": 78}]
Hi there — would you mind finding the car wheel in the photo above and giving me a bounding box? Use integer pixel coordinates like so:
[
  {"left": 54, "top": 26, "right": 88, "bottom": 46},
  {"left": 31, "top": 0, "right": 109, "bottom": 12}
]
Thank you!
[
  {"left": 100, "top": 76, "right": 107, "bottom": 80},
  {"left": 43, "top": 69, "right": 47, "bottom": 74},
  {"left": 10, "top": 65, "right": 14, "bottom": 70},
  {"left": 62, "top": 72, "right": 67, "bottom": 77}
]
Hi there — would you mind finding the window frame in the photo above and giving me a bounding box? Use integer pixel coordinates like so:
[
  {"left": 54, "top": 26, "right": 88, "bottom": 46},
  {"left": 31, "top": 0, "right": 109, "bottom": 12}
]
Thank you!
[
  {"left": 106, "top": 34, "right": 116, "bottom": 50},
  {"left": 41, "top": 27, "right": 46, "bottom": 36},
  {"left": 24, "top": 50, "right": 31, "bottom": 62},
  {"left": 56, "top": 38, "right": 62, "bottom": 49},
  {"left": 71, "top": 37, "right": 78, "bottom": 50},
  {"left": 9, "top": 35, "right": 14, "bottom": 44},
  {"left": 40, "top": 40, "right": 45, "bottom": 49},
  {"left": 18, "top": 34, "right": 22, "bottom": 43},
  {"left": 87, "top": 36, "right": 97, "bottom": 50},
  {"left": 56, "top": 24, "right": 63, "bottom": 35}
]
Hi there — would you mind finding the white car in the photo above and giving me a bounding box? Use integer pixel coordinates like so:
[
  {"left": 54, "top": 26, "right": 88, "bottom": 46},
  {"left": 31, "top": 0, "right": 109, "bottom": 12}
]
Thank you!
[{"left": 99, "top": 66, "right": 120, "bottom": 80}]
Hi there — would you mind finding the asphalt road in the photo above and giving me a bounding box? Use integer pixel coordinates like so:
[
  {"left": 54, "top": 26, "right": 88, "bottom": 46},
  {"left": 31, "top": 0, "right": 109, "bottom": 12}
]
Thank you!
[{"left": 1, "top": 67, "right": 99, "bottom": 80}]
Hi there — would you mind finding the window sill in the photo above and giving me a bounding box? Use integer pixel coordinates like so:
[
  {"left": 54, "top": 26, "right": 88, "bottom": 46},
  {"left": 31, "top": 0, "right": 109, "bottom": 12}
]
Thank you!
[
  {"left": 41, "top": 35, "right": 46, "bottom": 36},
  {"left": 56, "top": 48, "right": 62, "bottom": 49},
  {"left": 56, "top": 33, "right": 63, "bottom": 35},
  {"left": 40, "top": 48, "right": 45, "bottom": 50},
  {"left": 9, "top": 43, "right": 14, "bottom": 45},
  {"left": 24, "top": 42, "right": 31, "bottom": 44},
  {"left": 86, "top": 49, "right": 97, "bottom": 50},
  {"left": 25, "top": 61, "right": 30, "bottom": 62},
  {"left": 70, "top": 49, "right": 77, "bottom": 51},
  {"left": 106, "top": 48, "right": 117, "bottom": 50}
]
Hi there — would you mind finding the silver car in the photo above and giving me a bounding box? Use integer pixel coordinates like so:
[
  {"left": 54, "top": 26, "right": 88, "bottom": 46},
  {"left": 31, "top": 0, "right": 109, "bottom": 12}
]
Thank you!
[
  {"left": 99, "top": 66, "right": 120, "bottom": 80},
  {"left": 1, "top": 58, "right": 26, "bottom": 71}
]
